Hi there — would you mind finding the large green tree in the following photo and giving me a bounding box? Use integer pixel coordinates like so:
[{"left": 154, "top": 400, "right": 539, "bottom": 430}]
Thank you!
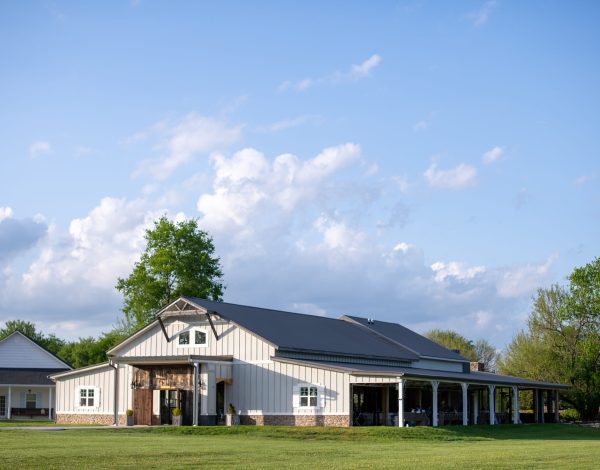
[
  {"left": 116, "top": 216, "right": 224, "bottom": 332},
  {"left": 499, "top": 258, "right": 600, "bottom": 420},
  {"left": 425, "top": 329, "right": 498, "bottom": 372}
]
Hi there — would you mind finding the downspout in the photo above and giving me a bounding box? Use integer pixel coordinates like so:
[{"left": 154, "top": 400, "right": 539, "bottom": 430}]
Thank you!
[{"left": 109, "top": 360, "right": 119, "bottom": 426}]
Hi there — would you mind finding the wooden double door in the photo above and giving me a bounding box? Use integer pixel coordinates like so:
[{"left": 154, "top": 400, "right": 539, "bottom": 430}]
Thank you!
[{"left": 133, "top": 388, "right": 194, "bottom": 426}]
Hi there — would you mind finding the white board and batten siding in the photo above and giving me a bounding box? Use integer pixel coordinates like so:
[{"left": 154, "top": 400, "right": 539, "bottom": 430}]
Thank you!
[
  {"left": 228, "top": 361, "right": 351, "bottom": 416},
  {"left": 0, "top": 332, "right": 69, "bottom": 369},
  {"left": 114, "top": 316, "right": 274, "bottom": 363},
  {"left": 55, "top": 364, "right": 130, "bottom": 415}
]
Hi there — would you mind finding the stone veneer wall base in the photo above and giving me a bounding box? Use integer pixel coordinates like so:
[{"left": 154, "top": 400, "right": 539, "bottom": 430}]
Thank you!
[
  {"left": 240, "top": 415, "right": 350, "bottom": 427},
  {"left": 56, "top": 414, "right": 126, "bottom": 426}
]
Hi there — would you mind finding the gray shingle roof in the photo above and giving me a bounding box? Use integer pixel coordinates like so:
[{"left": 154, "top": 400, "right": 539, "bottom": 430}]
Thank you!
[
  {"left": 0, "top": 368, "right": 68, "bottom": 385},
  {"left": 343, "top": 316, "right": 469, "bottom": 362},
  {"left": 184, "top": 297, "right": 421, "bottom": 361}
]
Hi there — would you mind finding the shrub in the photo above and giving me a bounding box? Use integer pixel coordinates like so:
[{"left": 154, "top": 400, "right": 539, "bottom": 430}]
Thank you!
[
  {"left": 126, "top": 409, "right": 134, "bottom": 417},
  {"left": 171, "top": 407, "right": 182, "bottom": 417},
  {"left": 228, "top": 403, "right": 236, "bottom": 415},
  {"left": 560, "top": 408, "right": 580, "bottom": 422}
]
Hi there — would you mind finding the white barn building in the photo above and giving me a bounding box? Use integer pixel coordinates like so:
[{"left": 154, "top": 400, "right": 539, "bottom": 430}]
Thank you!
[
  {"left": 0, "top": 331, "right": 71, "bottom": 420},
  {"left": 51, "top": 297, "right": 567, "bottom": 426}
]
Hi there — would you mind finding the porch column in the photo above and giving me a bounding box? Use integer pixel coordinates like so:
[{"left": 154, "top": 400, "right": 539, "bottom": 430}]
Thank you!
[
  {"left": 461, "top": 383, "right": 468, "bottom": 426},
  {"left": 488, "top": 385, "right": 495, "bottom": 425},
  {"left": 48, "top": 387, "right": 53, "bottom": 420},
  {"left": 554, "top": 390, "right": 560, "bottom": 423},
  {"left": 533, "top": 389, "right": 539, "bottom": 423},
  {"left": 431, "top": 381, "right": 439, "bottom": 427},
  {"left": 512, "top": 386, "right": 519, "bottom": 424},
  {"left": 397, "top": 379, "right": 405, "bottom": 427},
  {"left": 7, "top": 386, "right": 11, "bottom": 419},
  {"left": 537, "top": 389, "right": 545, "bottom": 423},
  {"left": 192, "top": 362, "right": 199, "bottom": 426},
  {"left": 473, "top": 390, "right": 479, "bottom": 425}
]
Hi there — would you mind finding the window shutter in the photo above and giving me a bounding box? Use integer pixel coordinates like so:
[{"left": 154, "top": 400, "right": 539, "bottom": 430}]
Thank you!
[
  {"left": 75, "top": 387, "right": 81, "bottom": 407},
  {"left": 96, "top": 387, "right": 101, "bottom": 408},
  {"left": 318, "top": 386, "right": 325, "bottom": 409},
  {"left": 292, "top": 385, "right": 300, "bottom": 408}
]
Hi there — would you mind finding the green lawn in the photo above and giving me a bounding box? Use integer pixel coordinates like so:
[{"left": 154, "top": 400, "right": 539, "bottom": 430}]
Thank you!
[
  {"left": 1, "top": 424, "right": 599, "bottom": 469},
  {"left": 0, "top": 419, "right": 101, "bottom": 427}
]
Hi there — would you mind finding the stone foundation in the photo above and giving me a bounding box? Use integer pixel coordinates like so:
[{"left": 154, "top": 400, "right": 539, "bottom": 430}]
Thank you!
[
  {"left": 56, "top": 413, "right": 126, "bottom": 426},
  {"left": 240, "top": 415, "right": 350, "bottom": 427}
]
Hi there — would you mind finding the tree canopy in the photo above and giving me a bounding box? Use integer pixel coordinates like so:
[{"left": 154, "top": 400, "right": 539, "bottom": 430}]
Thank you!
[
  {"left": 116, "top": 216, "right": 224, "bottom": 332},
  {"left": 425, "top": 329, "right": 498, "bottom": 372},
  {"left": 499, "top": 257, "right": 600, "bottom": 420}
]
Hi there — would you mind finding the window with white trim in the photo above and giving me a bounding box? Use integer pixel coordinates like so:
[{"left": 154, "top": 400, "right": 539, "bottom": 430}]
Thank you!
[
  {"left": 177, "top": 327, "right": 208, "bottom": 348},
  {"left": 78, "top": 387, "right": 98, "bottom": 408},
  {"left": 293, "top": 384, "right": 324, "bottom": 409},
  {"left": 300, "top": 386, "right": 318, "bottom": 407},
  {"left": 26, "top": 393, "right": 37, "bottom": 409}
]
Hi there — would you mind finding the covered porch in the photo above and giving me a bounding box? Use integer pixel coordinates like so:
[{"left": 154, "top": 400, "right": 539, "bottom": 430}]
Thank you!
[
  {"left": 350, "top": 372, "right": 566, "bottom": 427},
  {"left": 0, "top": 369, "right": 61, "bottom": 420}
]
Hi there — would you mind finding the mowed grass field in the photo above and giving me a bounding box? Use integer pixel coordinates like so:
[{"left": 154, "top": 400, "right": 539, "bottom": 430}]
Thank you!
[{"left": 1, "top": 424, "right": 599, "bottom": 469}]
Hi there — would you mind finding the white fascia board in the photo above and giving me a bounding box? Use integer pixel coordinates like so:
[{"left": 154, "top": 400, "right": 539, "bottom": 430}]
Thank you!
[{"left": 49, "top": 362, "right": 111, "bottom": 380}]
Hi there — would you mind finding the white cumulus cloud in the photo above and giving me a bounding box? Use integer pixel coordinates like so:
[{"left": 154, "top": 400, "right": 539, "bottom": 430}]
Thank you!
[
  {"left": 468, "top": 0, "right": 497, "bottom": 28},
  {"left": 482, "top": 146, "right": 504, "bottom": 164},
  {"left": 133, "top": 114, "right": 242, "bottom": 181},
  {"left": 424, "top": 162, "right": 477, "bottom": 189},
  {"left": 29, "top": 141, "right": 51, "bottom": 158},
  {"left": 279, "top": 54, "right": 381, "bottom": 92}
]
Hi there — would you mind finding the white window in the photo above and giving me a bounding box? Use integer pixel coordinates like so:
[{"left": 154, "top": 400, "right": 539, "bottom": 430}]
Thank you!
[
  {"left": 300, "top": 386, "right": 318, "bottom": 407},
  {"left": 77, "top": 387, "right": 99, "bottom": 408},
  {"left": 26, "top": 393, "right": 37, "bottom": 409},
  {"left": 177, "top": 327, "right": 208, "bottom": 348},
  {"left": 293, "top": 384, "right": 324, "bottom": 410}
]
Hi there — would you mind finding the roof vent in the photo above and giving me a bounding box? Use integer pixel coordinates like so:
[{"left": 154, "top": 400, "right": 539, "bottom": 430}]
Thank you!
[{"left": 367, "top": 318, "right": 375, "bottom": 325}]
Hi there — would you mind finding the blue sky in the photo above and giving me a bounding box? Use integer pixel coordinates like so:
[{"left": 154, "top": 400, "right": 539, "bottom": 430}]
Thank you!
[{"left": 1, "top": 1, "right": 599, "bottom": 348}]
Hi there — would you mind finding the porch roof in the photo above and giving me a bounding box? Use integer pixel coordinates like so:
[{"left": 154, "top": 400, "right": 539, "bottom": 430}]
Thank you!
[
  {"left": 271, "top": 357, "right": 569, "bottom": 389},
  {"left": 0, "top": 368, "right": 68, "bottom": 385},
  {"left": 110, "top": 355, "right": 233, "bottom": 365}
]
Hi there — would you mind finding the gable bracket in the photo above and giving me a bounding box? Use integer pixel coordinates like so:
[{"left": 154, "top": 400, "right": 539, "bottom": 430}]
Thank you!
[
  {"left": 158, "top": 316, "right": 170, "bottom": 343},
  {"left": 205, "top": 310, "right": 219, "bottom": 341}
]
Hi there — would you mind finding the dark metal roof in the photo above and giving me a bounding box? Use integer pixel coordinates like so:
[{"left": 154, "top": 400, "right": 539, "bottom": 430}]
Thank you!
[
  {"left": 184, "top": 297, "right": 421, "bottom": 362},
  {"left": 272, "top": 358, "right": 569, "bottom": 389},
  {"left": 343, "top": 316, "right": 468, "bottom": 362},
  {"left": 0, "top": 368, "right": 69, "bottom": 385}
]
